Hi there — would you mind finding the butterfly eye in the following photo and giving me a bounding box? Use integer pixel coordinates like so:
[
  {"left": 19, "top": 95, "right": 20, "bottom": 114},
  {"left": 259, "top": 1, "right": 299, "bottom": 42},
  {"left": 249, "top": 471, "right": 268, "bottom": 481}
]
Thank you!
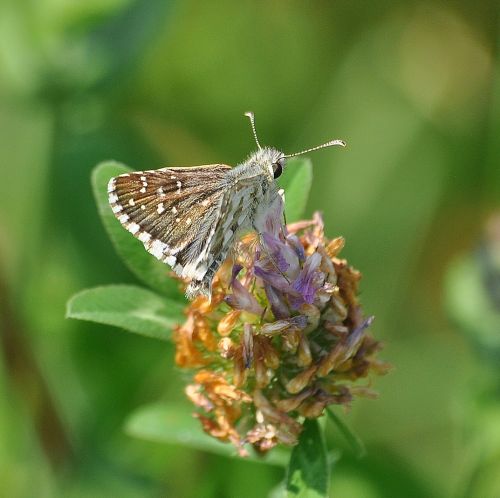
[{"left": 273, "top": 158, "right": 285, "bottom": 179}]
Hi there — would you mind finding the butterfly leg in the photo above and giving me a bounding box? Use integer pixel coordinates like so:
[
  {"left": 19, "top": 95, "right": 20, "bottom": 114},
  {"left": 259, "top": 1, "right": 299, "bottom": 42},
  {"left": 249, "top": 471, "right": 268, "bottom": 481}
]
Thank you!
[{"left": 277, "top": 187, "right": 287, "bottom": 229}]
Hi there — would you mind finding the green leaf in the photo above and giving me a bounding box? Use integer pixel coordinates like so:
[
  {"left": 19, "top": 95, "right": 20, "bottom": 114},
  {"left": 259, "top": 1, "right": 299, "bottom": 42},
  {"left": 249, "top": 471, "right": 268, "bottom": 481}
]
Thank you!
[
  {"left": 326, "top": 408, "right": 366, "bottom": 458},
  {"left": 92, "top": 161, "right": 183, "bottom": 299},
  {"left": 286, "top": 419, "right": 329, "bottom": 498},
  {"left": 66, "top": 285, "right": 184, "bottom": 341},
  {"left": 125, "top": 402, "right": 290, "bottom": 466},
  {"left": 278, "top": 157, "right": 313, "bottom": 222}
]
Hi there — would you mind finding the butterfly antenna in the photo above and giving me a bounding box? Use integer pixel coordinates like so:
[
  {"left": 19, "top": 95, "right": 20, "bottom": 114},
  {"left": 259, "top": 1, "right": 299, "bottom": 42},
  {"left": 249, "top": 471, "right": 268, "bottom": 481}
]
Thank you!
[
  {"left": 284, "top": 139, "right": 346, "bottom": 158},
  {"left": 244, "top": 112, "right": 262, "bottom": 150}
]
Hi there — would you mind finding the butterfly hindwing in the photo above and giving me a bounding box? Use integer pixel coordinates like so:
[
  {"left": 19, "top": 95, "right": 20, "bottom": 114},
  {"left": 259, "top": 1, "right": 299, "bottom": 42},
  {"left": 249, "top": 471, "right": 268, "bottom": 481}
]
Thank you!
[
  {"left": 183, "top": 176, "right": 269, "bottom": 298},
  {"left": 108, "top": 164, "right": 231, "bottom": 277}
]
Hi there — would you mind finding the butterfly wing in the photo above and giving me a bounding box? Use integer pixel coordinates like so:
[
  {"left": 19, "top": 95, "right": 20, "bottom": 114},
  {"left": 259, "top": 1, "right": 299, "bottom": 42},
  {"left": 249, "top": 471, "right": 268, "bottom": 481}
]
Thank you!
[
  {"left": 108, "top": 164, "right": 232, "bottom": 284},
  {"left": 183, "top": 174, "right": 275, "bottom": 299}
]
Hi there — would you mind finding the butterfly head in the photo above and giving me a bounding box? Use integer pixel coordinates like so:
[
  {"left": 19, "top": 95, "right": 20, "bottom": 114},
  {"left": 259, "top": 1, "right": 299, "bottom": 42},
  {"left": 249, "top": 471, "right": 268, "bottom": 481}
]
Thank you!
[
  {"left": 248, "top": 146, "right": 286, "bottom": 180},
  {"left": 244, "top": 111, "right": 346, "bottom": 182}
]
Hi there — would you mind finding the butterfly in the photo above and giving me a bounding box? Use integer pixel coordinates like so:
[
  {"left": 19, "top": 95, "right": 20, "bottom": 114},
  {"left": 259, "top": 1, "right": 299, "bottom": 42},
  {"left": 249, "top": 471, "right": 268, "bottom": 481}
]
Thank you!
[{"left": 108, "top": 112, "right": 345, "bottom": 299}]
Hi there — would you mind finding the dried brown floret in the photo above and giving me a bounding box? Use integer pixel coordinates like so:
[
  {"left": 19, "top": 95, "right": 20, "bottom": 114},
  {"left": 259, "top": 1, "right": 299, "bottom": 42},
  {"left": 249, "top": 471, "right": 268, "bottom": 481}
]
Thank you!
[{"left": 172, "top": 202, "right": 389, "bottom": 453}]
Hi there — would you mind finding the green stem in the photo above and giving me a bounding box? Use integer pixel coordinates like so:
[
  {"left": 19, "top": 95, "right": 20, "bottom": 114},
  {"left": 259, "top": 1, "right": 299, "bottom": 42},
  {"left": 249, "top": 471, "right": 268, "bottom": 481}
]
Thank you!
[{"left": 326, "top": 408, "right": 366, "bottom": 458}]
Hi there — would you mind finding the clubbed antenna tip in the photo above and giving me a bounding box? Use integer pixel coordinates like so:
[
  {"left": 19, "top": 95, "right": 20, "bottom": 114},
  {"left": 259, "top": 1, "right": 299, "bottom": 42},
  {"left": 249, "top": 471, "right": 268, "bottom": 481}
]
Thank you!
[{"left": 284, "top": 139, "right": 346, "bottom": 158}]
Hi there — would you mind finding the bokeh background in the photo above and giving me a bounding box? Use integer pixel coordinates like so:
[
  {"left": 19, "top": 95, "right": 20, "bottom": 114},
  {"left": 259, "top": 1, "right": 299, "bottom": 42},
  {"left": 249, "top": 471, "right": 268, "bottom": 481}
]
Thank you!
[{"left": 1, "top": 1, "right": 499, "bottom": 497}]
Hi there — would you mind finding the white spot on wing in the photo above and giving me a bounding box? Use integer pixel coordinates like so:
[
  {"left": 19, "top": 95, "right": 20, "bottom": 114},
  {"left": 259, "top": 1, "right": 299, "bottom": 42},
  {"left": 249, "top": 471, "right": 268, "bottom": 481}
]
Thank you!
[
  {"left": 128, "top": 198, "right": 135, "bottom": 206},
  {"left": 138, "top": 232, "right": 151, "bottom": 243},
  {"left": 109, "top": 193, "right": 118, "bottom": 203},
  {"left": 149, "top": 239, "right": 166, "bottom": 259},
  {"left": 118, "top": 214, "right": 129, "bottom": 224},
  {"left": 112, "top": 204, "right": 123, "bottom": 213},
  {"left": 140, "top": 187, "right": 146, "bottom": 193},
  {"left": 172, "top": 206, "right": 178, "bottom": 214},
  {"left": 128, "top": 222, "right": 140, "bottom": 234},
  {"left": 157, "top": 203, "right": 165, "bottom": 214},
  {"left": 165, "top": 255, "right": 176, "bottom": 266}
]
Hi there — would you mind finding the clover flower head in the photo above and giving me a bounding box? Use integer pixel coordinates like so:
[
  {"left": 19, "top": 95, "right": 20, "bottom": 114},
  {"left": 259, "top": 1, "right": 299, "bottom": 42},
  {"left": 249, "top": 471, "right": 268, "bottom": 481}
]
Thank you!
[{"left": 174, "top": 196, "right": 389, "bottom": 455}]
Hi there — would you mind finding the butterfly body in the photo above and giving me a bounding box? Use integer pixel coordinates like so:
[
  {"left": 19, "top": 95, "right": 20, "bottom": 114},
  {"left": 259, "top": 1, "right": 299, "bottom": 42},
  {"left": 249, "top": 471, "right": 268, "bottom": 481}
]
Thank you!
[{"left": 108, "top": 147, "right": 285, "bottom": 299}]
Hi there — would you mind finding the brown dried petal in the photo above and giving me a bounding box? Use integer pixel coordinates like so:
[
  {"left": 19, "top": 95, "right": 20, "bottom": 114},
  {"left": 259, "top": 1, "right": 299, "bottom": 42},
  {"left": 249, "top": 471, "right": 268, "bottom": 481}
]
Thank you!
[
  {"left": 246, "top": 424, "right": 279, "bottom": 452},
  {"left": 196, "top": 413, "right": 229, "bottom": 439},
  {"left": 275, "top": 388, "right": 315, "bottom": 412},
  {"left": 194, "top": 316, "right": 218, "bottom": 351},
  {"left": 185, "top": 384, "right": 213, "bottom": 412},
  {"left": 214, "top": 383, "right": 247, "bottom": 403},
  {"left": 257, "top": 336, "right": 280, "bottom": 370},
  {"left": 297, "top": 334, "right": 312, "bottom": 367},
  {"left": 330, "top": 296, "right": 349, "bottom": 322},
  {"left": 350, "top": 386, "right": 379, "bottom": 399},
  {"left": 298, "top": 399, "right": 327, "bottom": 418},
  {"left": 217, "top": 310, "right": 241, "bottom": 336},
  {"left": 285, "top": 365, "right": 318, "bottom": 394},
  {"left": 255, "top": 357, "right": 273, "bottom": 388},
  {"left": 317, "top": 318, "right": 372, "bottom": 377},
  {"left": 253, "top": 391, "right": 303, "bottom": 436},
  {"left": 242, "top": 323, "right": 254, "bottom": 368},
  {"left": 317, "top": 342, "right": 344, "bottom": 378},
  {"left": 281, "top": 329, "right": 300, "bottom": 353},
  {"left": 174, "top": 324, "right": 207, "bottom": 367},
  {"left": 370, "top": 359, "right": 392, "bottom": 375},
  {"left": 286, "top": 220, "right": 316, "bottom": 233},
  {"left": 323, "top": 322, "right": 349, "bottom": 337},
  {"left": 191, "top": 290, "right": 224, "bottom": 315},
  {"left": 218, "top": 337, "right": 235, "bottom": 358},
  {"left": 194, "top": 371, "right": 252, "bottom": 404},
  {"left": 317, "top": 245, "right": 338, "bottom": 284},
  {"left": 232, "top": 350, "right": 247, "bottom": 387},
  {"left": 325, "top": 236, "right": 345, "bottom": 258}
]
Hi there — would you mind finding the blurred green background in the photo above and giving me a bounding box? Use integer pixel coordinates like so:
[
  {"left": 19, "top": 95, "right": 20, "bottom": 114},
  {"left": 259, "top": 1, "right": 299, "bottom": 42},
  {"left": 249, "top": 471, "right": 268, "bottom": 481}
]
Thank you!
[{"left": 1, "top": 1, "right": 499, "bottom": 497}]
